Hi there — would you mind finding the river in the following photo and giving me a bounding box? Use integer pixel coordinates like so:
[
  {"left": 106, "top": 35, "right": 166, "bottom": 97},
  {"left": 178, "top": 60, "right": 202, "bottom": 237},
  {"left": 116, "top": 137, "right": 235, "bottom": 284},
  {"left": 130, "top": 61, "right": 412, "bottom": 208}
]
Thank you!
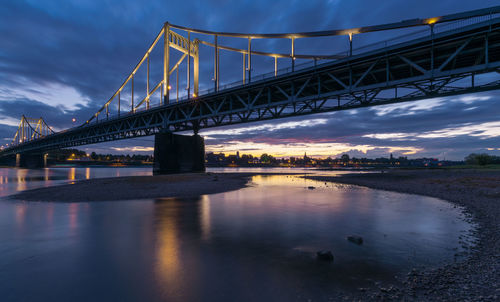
[{"left": 0, "top": 167, "right": 474, "bottom": 301}]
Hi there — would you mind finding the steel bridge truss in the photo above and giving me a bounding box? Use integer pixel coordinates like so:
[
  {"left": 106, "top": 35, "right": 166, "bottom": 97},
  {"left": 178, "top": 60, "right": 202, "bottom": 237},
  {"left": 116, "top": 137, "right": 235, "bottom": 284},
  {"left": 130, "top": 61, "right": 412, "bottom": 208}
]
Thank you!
[{"left": 2, "top": 7, "right": 500, "bottom": 156}]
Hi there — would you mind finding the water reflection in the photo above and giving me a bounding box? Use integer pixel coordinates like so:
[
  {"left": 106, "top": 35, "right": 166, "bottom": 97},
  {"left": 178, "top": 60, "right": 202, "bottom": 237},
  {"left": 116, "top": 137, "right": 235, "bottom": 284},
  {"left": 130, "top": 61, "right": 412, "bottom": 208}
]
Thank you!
[
  {"left": 0, "top": 168, "right": 474, "bottom": 302},
  {"left": 155, "top": 198, "right": 182, "bottom": 293},
  {"left": 68, "top": 203, "right": 79, "bottom": 232},
  {"left": 16, "top": 169, "right": 27, "bottom": 191},
  {"left": 15, "top": 202, "right": 26, "bottom": 226},
  {"left": 0, "top": 166, "right": 154, "bottom": 197},
  {"left": 153, "top": 197, "right": 215, "bottom": 301},
  {"left": 46, "top": 203, "right": 54, "bottom": 226},
  {"left": 68, "top": 167, "right": 76, "bottom": 182},
  {"left": 147, "top": 176, "right": 473, "bottom": 301},
  {"left": 200, "top": 195, "right": 212, "bottom": 241}
]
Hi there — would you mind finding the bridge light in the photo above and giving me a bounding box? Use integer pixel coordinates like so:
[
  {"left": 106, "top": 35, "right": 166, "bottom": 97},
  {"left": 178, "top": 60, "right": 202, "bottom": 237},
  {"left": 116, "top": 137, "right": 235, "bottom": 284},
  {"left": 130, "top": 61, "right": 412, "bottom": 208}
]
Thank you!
[
  {"left": 426, "top": 17, "right": 440, "bottom": 25},
  {"left": 192, "top": 93, "right": 197, "bottom": 97},
  {"left": 168, "top": 85, "right": 172, "bottom": 90},
  {"left": 72, "top": 118, "right": 76, "bottom": 122}
]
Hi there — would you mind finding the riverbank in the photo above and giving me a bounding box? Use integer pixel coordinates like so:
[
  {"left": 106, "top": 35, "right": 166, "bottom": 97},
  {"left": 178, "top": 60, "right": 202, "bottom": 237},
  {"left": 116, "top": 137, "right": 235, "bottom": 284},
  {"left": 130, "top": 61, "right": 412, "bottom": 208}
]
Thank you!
[
  {"left": 305, "top": 169, "right": 500, "bottom": 301},
  {"left": 10, "top": 173, "right": 252, "bottom": 202}
]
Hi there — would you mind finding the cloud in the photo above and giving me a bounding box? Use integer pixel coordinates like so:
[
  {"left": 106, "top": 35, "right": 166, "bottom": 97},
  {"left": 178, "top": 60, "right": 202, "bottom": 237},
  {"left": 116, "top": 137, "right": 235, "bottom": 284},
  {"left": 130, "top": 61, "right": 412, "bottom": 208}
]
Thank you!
[
  {"left": 0, "top": 77, "right": 90, "bottom": 111},
  {"left": 0, "top": 0, "right": 498, "bottom": 160},
  {"left": 207, "top": 140, "right": 423, "bottom": 158},
  {"left": 417, "top": 122, "right": 500, "bottom": 139},
  {"left": 363, "top": 121, "right": 500, "bottom": 141},
  {"left": 201, "top": 118, "right": 328, "bottom": 136},
  {"left": 371, "top": 95, "right": 492, "bottom": 117},
  {"left": 363, "top": 133, "right": 419, "bottom": 141},
  {"left": 111, "top": 146, "right": 154, "bottom": 152}
]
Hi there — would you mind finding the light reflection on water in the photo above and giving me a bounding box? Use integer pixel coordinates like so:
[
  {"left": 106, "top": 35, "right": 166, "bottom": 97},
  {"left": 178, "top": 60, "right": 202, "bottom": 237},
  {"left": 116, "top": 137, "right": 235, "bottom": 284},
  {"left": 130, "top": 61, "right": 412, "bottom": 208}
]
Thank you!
[
  {"left": 0, "top": 167, "right": 473, "bottom": 301},
  {"left": 0, "top": 166, "right": 153, "bottom": 196}
]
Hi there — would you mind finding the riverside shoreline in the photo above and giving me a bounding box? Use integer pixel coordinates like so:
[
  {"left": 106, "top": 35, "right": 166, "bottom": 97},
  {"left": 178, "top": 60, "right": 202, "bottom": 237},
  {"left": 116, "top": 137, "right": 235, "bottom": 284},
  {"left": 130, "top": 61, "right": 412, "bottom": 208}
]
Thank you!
[
  {"left": 10, "top": 172, "right": 253, "bottom": 202},
  {"left": 305, "top": 169, "right": 500, "bottom": 301}
]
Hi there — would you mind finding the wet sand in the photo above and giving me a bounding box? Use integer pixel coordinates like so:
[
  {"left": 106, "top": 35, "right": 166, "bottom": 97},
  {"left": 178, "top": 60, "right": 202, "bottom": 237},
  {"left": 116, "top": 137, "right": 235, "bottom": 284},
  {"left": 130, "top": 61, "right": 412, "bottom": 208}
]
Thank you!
[
  {"left": 10, "top": 173, "right": 253, "bottom": 202},
  {"left": 305, "top": 169, "right": 500, "bottom": 301}
]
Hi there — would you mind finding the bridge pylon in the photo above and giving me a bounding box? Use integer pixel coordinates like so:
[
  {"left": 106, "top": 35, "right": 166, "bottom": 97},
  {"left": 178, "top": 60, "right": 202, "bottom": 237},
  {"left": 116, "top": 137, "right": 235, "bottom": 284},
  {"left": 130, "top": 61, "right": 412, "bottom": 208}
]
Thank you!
[{"left": 11, "top": 115, "right": 55, "bottom": 146}]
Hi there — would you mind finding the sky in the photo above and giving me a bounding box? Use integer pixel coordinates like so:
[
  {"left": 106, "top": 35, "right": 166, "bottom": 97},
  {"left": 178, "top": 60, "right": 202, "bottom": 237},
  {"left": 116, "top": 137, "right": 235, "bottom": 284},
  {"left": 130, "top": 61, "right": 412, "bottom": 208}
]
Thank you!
[{"left": 0, "top": 0, "right": 499, "bottom": 160}]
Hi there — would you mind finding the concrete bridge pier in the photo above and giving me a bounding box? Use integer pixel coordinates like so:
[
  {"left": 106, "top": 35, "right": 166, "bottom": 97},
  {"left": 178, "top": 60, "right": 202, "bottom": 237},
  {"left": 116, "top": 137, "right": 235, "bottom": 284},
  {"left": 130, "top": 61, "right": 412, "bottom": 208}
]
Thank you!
[
  {"left": 153, "top": 130, "right": 205, "bottom": 175},
  {"left": 15, "top": 153, "right": 48, "bottom": 168}
]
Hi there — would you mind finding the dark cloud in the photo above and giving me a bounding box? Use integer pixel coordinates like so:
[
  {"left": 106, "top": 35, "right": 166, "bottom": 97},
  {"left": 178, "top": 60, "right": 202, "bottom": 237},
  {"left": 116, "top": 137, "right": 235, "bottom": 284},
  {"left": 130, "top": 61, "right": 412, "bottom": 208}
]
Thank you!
[
  {"left": 0, "top": 0, "right": 498, "bottom": 159},
  {"left": 201, "top": 91, "right": 500, "bottom": 159}
]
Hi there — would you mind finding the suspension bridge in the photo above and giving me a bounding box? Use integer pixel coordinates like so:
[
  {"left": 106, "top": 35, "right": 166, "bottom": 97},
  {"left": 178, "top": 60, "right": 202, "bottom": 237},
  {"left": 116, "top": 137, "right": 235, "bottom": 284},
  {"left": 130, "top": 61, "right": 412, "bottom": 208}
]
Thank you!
[{"left": 1, "top": 6, "right": 500, "bottom": 173}]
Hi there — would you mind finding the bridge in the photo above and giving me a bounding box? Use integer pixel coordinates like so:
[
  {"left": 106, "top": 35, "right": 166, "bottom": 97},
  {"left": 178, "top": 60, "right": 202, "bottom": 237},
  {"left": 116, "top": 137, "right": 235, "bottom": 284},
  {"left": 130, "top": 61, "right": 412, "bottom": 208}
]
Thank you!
[{"left": 1, "top": 6, "right": 500, "bottom": 173}]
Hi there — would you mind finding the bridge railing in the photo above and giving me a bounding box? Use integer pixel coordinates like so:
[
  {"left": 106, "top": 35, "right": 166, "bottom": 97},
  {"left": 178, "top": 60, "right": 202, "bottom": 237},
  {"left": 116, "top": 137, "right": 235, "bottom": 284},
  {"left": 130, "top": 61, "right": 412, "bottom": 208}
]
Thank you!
[
  {"left": 167, "top": 13, "right": 500, "bottom": 102},
  {"left": 349, "top": 13, "right": 500, "bottom": 56}
]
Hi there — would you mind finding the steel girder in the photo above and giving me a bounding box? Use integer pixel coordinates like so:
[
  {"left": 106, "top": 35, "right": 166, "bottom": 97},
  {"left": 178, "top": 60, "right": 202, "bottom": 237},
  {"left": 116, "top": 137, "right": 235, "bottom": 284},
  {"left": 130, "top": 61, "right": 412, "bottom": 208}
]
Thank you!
[{"left": 2, "top": 18, "right": 500, "bottom": 156}]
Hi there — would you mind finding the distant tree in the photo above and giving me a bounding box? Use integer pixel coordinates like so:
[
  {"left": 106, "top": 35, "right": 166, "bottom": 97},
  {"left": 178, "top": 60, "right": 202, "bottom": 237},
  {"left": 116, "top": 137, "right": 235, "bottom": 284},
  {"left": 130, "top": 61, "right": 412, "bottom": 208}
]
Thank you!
[
  {"left": 340, "top": 154, "right": 350, "bottom": 163},
  {"left": 91, "top": 152, "right": 97, "bottom": 160},
  {"left": 260, "top": 153, "right": 275, "bottom": 164},
  {"left": 465, "top": 153, "right": 494, "bottom": 165}
]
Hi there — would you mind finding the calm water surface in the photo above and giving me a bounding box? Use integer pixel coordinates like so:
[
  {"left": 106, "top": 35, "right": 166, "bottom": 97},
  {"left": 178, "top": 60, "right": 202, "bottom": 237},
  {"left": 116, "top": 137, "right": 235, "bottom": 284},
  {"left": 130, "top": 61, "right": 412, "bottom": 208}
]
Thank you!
[{"left": 0, "top": 167, "right": 473, "bottom": 301}]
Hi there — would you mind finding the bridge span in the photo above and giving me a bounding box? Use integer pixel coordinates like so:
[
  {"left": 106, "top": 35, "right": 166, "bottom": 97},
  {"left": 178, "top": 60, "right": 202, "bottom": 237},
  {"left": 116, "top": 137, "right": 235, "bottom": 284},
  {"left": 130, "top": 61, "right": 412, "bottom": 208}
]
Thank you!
[{"left": 2, "top": 6, "right": 500, "bottom": 173}]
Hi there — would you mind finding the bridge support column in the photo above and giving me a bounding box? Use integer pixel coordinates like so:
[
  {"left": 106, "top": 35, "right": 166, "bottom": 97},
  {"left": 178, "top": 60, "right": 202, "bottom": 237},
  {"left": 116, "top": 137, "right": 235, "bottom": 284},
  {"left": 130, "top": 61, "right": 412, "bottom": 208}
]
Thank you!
[
  {"left": 153, "top": 131, "right": 205, "bottom": 175},
  {"left": 15, "top": 153, "right": 47, "bottom": 168}
]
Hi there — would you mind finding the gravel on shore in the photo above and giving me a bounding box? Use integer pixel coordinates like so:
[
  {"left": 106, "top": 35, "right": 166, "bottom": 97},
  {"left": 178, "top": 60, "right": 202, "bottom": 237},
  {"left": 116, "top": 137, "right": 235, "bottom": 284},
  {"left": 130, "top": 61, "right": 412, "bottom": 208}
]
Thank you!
[
  {"left": 305, "top": 169, "right": 500, "bottom": 301},
  {"left": 10, "top": 172, "right": 253, "bottom": 202}
]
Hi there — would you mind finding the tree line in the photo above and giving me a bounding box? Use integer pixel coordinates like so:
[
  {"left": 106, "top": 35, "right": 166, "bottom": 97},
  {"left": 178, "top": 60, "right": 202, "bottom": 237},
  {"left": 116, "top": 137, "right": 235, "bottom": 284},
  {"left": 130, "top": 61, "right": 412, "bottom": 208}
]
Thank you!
[{"left": 464, "top": 153, "right": 500, "bottom": 165}]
